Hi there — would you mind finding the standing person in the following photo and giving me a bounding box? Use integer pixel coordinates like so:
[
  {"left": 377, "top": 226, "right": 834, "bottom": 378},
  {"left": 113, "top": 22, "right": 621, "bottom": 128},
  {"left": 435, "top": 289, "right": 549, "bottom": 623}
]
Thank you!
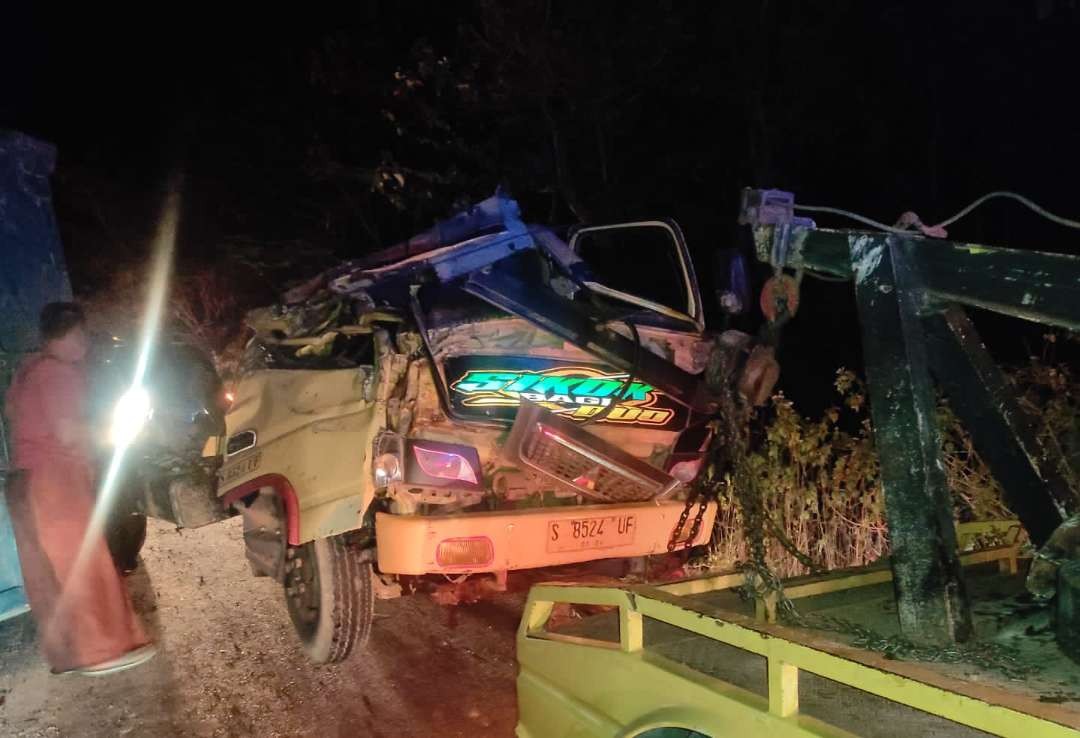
[{"left": 4, "top": 302, "right": 154, "bottom": 675}]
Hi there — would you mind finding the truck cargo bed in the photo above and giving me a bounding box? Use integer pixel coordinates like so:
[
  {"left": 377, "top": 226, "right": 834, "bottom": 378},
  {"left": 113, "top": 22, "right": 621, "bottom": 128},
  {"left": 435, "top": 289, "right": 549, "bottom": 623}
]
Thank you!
[{"left": 516, "top": 544, "right": 1079, "bottom": 738}]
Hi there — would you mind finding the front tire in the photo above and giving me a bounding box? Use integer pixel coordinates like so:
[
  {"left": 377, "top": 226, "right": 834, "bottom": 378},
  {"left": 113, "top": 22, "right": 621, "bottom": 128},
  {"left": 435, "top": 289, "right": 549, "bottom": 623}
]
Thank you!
[{"left": 284, "top": 534, "right": 374, "bottom": 664}]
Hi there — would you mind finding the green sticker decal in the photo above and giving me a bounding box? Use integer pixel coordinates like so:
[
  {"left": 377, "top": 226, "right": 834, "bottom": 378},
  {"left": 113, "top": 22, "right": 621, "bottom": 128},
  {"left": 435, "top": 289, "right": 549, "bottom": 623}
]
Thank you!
[{"left": 447, "top": 357, "right": 682, "bottom": 427}]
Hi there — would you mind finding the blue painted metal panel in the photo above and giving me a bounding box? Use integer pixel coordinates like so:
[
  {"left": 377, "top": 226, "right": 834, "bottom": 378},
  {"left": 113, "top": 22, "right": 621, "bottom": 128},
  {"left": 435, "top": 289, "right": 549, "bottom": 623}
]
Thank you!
[
  {"left": 0, "top": 473, "right": 30, "bottom": 621},
  {"left": 0, "top": 130, "right": 74, "bottom": 621}
]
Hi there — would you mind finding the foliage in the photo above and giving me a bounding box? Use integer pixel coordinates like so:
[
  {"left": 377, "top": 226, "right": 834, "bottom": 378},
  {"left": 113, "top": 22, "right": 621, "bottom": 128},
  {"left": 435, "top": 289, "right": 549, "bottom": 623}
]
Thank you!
[
  {"left": 171, "top": 270, "right": 250, "bottom": 376},
  {"left": 1011, "top": 334, "right": 1080, "bottom": 500},
  {"left": 305, "top": 1, "right": 703, "bottom": 233},
  {"left": 709, "top": 370, "right": 888, "bottom": 577},
  {"left": 80, "top": 259, "right": 262, "bottom": 380},
  {"left": 938, "top": 400, "right": 1012, "bottom": 522}
]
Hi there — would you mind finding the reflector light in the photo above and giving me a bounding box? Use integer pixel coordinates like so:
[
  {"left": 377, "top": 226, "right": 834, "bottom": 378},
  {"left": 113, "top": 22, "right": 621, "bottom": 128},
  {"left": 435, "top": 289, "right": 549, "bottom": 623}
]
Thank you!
[
  {"left": 436, "top": 537, "right": 494, "bottom": 567},
  {"left": 669, "top": 457, "right": 703, "bottom": 483},
  {"left": 412, "top": 445, "right": 479, "bottom": 484},
  {"left": 571, "top": 469, "right": 598, "bottom": 490}
]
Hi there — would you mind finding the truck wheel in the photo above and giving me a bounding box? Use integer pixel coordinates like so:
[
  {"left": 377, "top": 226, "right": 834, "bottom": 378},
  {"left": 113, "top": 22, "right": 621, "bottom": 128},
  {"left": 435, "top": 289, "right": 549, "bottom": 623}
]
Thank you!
[{"left": 283, "top": 534, "right": 374, "bottom": 664}]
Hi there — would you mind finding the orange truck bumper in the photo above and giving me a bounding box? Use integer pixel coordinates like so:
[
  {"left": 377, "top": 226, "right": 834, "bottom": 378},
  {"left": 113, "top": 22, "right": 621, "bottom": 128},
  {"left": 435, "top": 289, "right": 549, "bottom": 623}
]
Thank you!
[{"left": 375, "top": 500, "right": 717, "bottom": 575}]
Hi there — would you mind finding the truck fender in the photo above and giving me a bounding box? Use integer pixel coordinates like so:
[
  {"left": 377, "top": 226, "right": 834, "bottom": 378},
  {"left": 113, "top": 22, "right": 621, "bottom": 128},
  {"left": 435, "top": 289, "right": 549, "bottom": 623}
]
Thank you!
[
  {"left": 620, "top": 704, "right": 740, "bottom": 738},
  {"left": 222, "top": 475, "right": 301, "bottom": 581}
]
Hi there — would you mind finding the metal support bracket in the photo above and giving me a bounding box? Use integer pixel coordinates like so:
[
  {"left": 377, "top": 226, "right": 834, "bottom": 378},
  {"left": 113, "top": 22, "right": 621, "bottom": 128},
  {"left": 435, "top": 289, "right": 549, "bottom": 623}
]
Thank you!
[
  {"left": 748, "top": 187, "right": 1080, "bottom": 643},
  {"left": 924, "top": 307, "right": 1070, "bottom": 545},
  {"left": 850, "top": 233, "right": 973, "bottom": 644}
]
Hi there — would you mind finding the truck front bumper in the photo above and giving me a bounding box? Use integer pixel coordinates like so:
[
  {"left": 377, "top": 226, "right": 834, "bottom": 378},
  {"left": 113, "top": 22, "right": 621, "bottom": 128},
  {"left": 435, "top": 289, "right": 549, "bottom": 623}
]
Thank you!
[{"left": 375, "top": 500, "right": 717, "bottom": 575}]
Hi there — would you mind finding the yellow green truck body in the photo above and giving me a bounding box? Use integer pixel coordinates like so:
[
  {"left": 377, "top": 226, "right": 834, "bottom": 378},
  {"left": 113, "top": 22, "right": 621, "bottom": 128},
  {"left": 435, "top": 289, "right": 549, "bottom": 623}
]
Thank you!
[{"left": 516, "top": 536, "right": 1079, "bottom": 738}]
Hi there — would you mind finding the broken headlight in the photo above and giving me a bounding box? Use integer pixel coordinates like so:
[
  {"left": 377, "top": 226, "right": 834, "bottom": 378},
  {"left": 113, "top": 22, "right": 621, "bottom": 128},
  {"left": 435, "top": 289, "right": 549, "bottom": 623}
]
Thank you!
[{"left": 372, "top": 432, "right": 404, "bottom": 488}]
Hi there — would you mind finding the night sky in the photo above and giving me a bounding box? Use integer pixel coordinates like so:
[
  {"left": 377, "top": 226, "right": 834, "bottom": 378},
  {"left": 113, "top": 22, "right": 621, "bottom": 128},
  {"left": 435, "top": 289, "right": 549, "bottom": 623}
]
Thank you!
[{"left": 3, "top": 2, "right": 1078, "bottom": 412}]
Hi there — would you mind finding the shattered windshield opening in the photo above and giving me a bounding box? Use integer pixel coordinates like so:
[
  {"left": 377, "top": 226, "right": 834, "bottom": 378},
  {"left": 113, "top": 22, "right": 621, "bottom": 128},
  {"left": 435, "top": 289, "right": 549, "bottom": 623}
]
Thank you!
[
  {"left": 574, "top": 225, "right": 690, "bottom": 318},
  {"left": 418, "top": 249, "right": 541, "bottom": 328},
  {"left": 245, "top": 332, "right": 376, "bottom": 371},
  {"left": 241, "top": 295, "right": 378, "bottom": 372}
]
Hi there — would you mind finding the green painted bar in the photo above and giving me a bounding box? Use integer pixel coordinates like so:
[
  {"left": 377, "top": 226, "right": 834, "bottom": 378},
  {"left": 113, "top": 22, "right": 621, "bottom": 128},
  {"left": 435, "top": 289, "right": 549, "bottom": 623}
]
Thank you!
[
  {"left": 848, "top": 234, "right": 973, "bottom": 644},
  {"left": 925, "top": 308, "right": 1070, "bottom": 546},
  {"left": 754, "top": 225, "right": 1080, "bottom": 331}
]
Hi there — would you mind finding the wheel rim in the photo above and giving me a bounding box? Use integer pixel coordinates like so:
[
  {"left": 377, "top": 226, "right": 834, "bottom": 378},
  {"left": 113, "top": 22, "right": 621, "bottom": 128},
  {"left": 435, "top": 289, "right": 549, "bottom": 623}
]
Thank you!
[{"left": 284, "top": 543, "right": 322, "bottom": 640}]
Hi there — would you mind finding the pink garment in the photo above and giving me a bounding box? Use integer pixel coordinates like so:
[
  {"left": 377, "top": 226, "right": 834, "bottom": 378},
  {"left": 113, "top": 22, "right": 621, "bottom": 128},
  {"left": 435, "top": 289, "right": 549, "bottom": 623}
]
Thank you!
[{"left": 5, "top": 354, "right": 148, "bottom": 672}]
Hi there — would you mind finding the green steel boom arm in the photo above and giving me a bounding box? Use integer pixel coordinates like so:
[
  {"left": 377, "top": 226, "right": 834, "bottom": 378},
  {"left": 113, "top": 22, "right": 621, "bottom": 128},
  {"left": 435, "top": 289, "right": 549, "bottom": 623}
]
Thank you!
[{"left": 753, "top": 225, "right": 1080, "bottom": 331}]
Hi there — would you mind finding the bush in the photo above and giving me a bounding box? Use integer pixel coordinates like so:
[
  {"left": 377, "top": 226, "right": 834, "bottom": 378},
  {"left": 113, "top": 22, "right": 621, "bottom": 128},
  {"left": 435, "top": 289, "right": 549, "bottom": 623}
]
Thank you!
[{"left": 708, "top": 370, "right": 889, "bottom": 577}]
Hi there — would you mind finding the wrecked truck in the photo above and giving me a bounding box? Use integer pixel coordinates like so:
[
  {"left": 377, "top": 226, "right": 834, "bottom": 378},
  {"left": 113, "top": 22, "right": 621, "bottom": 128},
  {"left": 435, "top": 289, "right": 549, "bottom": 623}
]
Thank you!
[{"left": 159, "top": 192, "right": 777, "bottom": 663}]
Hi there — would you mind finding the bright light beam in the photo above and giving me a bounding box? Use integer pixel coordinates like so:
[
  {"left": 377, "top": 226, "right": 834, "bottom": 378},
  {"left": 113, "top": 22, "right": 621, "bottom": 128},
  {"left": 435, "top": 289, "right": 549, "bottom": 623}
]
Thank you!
[{"left": 68, "top": 185, "right": 180, "bottom": 592}]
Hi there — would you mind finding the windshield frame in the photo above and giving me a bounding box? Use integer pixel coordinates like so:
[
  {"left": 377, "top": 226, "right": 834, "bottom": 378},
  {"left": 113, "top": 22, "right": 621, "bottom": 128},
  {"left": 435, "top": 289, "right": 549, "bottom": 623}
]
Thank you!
[{"left": 568, "top": 219, "right": 704, "bottom": 333}]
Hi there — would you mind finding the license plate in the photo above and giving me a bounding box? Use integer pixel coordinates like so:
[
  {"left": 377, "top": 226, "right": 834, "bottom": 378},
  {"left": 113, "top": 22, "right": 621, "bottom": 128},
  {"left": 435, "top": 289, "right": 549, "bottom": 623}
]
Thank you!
[
  {"left": 547, "top": 515, "right": 636, "bottom": 553},
  {"left": 220, "top": 451, "right": 262, "bottom": 485}
]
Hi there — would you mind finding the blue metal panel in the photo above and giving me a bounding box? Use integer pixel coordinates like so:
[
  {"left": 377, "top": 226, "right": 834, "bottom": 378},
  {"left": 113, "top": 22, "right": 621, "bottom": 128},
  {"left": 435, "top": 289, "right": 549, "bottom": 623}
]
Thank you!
[
  {"left": 0, "top": 474, "right": 29, "bottom": 621},
  {"left": 0, "top": 131, "right": 72, "bottom": 354},
  {"left": 0, "top": 130, "right": 74, "bottom": 621}
]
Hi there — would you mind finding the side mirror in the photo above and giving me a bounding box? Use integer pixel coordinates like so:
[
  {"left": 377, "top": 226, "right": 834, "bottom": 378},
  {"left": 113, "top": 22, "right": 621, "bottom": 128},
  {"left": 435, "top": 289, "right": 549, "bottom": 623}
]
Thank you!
[{"left": 714, "top": 249, "right": 750, "bottom": 315}]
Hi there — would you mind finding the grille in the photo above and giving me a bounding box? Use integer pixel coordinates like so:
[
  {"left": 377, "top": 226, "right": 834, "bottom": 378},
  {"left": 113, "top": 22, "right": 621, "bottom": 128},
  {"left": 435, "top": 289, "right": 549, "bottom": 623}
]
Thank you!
[{"left": 519, "top": 421, "right": 671, "bottom": 503}]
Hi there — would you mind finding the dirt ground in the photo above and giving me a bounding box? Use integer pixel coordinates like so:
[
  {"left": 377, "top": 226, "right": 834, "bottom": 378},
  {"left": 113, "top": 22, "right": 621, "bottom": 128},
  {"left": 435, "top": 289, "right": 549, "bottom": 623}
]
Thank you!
[{"left": 0, "top": 518, "right": 524, "bottom": 738}]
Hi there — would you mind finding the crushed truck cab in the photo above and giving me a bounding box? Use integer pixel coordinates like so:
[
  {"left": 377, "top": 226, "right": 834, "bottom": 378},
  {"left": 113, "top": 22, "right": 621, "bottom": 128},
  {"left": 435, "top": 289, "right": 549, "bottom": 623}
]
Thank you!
[{"left": 210, "top": 192, "right": 773, "bottom": 662}]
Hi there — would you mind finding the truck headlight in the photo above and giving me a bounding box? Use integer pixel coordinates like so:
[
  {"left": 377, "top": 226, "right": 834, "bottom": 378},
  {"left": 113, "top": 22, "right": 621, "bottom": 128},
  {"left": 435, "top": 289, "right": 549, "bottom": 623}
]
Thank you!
[
  {"left": 373, "top": 453, "right": 402, "bottom": 487},
  {"left": 412, "top": 444, "right": 479, "bottom": 484},
  {"left": 110, "top": 386, "right": 152, "bottom": 447},
  {"left": 405, "top": 440, "right": 482, "bottom": 488},
  {"left": 373, "top": 432, "right": 405, "bottom": 488}
]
